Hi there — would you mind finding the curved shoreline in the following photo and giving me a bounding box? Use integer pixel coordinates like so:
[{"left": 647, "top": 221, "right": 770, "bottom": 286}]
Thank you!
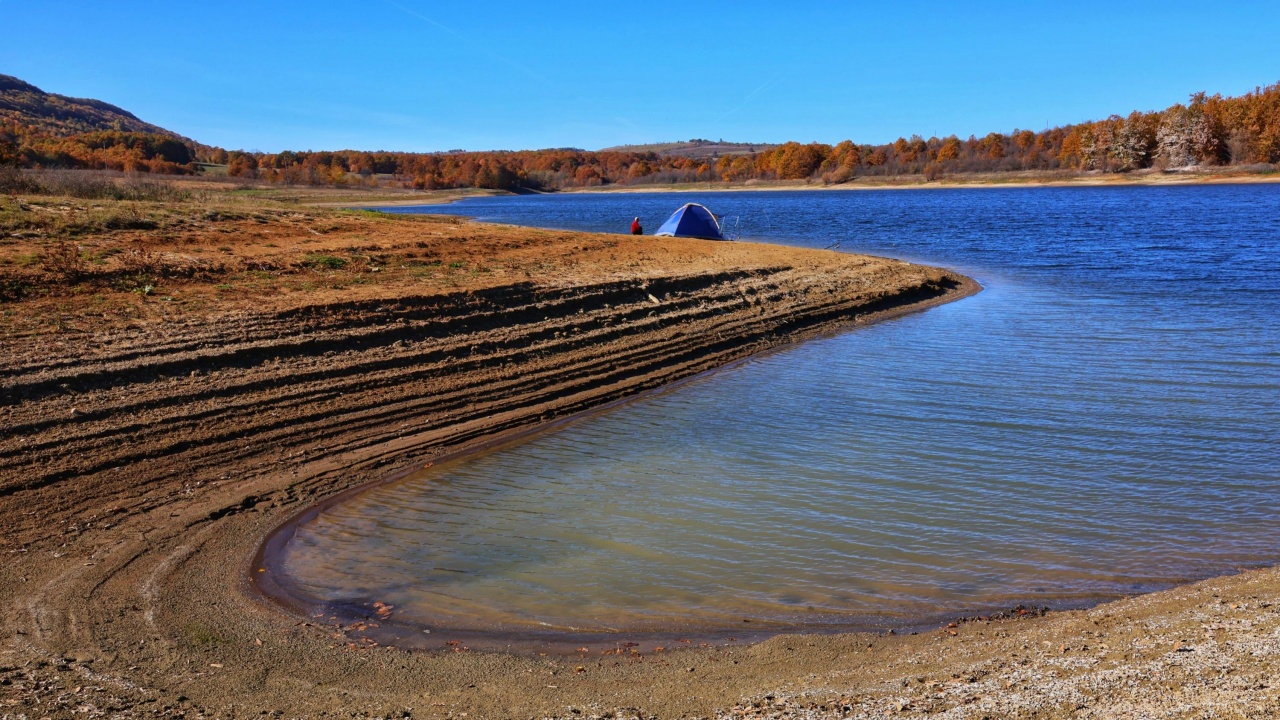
[
  {"left": 250, "top": 270, "right": 982, "bottom": 653},
  {"left": 0, "top": 219, "right": 996, "bottom": 715},
  {"left": 249, "top": 267, "right": 983, "bottom": 638}
]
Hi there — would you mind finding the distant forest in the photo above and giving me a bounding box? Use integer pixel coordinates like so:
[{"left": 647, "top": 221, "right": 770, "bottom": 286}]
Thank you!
[{"left": 3, "top": 79, "right": 1279, "bottom": 189}]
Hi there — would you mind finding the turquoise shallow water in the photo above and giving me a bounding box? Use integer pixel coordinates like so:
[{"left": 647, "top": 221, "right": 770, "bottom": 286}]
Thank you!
[{"left": 276, "top": 185, "right": 1280, "bottom": 634}]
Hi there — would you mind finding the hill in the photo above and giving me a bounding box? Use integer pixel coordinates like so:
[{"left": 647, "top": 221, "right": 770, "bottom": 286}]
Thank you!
[
  {"left": 0, "top": 74, "right": 206, "bottom": 172},
  {"left": 0, "top": 74, "right": 183, "bottom": 139},
  {"left": 600, "top": 138, "right": 777, "bottom": 159}
]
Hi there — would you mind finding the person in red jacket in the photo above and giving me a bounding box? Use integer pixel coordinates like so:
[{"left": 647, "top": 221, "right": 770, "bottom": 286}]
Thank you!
[{"left": 630, "top": 217, "right": 643, "bottom": 235}]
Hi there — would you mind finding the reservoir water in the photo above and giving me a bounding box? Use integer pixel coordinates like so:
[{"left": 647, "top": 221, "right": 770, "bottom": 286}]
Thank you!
[{"left": 275, "top": 185, "right": 1280, "bottom": 637}]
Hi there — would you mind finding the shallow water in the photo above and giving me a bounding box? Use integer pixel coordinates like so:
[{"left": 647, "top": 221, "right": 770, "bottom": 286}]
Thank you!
[{"left": 278, "top": 185, "right": 1280, "bottom": 634}]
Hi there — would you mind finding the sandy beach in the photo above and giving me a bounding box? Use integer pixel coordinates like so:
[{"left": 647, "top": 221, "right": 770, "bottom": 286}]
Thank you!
[{"left": 2, "top": 192, "right": 1277, "bottom": 719}]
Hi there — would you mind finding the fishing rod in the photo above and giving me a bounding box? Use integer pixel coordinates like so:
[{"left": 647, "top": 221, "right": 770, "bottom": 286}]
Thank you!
[{"left": 712, "top": 211, "right": 742, "bottom": 241}]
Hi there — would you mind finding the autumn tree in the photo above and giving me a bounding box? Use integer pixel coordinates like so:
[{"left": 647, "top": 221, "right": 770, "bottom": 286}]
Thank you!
[
  {"left": 772, "top": 142, "right": 828, "bottom": 179},
  {"left": 1112, "top": 111, "right": 1157, "bottom": 170},
  {"left": 936, "top": 136, "right": 961, "bottom": 162}
]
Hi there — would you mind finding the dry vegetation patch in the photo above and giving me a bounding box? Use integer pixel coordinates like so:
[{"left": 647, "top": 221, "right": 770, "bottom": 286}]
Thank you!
[{"left": 0, "top": 177, "right": 731, "bottom": 334}]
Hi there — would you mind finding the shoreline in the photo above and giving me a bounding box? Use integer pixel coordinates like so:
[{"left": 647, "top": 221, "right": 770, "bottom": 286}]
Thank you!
[
  {"left": 337, "top": 168, "right": 1280, "bottom": 208},
  {"left": 2, "top": 200, "right": 1277, "bottom": 717},
  {"left": 558, "top": 168, "right": 1280, "bottom": 195}
]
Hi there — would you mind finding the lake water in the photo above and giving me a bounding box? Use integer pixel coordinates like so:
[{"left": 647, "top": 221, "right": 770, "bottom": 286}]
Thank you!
[{"left": 275, "top": 185, "right": 1280, "bottom": 638}]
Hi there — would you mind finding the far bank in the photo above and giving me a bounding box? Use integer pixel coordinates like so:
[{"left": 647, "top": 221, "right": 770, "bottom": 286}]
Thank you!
[{"left": 334, "top": 165, "right": 1280, "bottom": 208}]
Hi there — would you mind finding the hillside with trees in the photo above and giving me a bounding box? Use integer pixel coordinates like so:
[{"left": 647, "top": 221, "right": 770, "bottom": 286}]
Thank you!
[
  {"left": 0, "top": 74, "right": 178, "bottom": 137},
  {"left": 0, "top": 74, "right": 206, "bottom": 173},
  {"left": 2, "top": 74, "right": 1278, "bottom": 189}
]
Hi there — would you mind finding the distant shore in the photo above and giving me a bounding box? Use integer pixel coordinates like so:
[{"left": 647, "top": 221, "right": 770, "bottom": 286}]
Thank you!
[
  {"left": 582, "top": 168, "right": 1280, "bottom": 194},
  {"left": 338, "top": 166, "right": 1280, "bottom": 209}
]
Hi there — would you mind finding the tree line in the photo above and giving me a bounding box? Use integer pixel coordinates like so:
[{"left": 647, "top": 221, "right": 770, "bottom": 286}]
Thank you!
[
  {"left": 0, "top": 125, "right": 200, "bottom": 174},
  {"left": 3, "top": 82, "right": 1278, "bottom": 188}
]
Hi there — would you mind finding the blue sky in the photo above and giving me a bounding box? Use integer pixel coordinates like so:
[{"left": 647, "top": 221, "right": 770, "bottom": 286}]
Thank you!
[{"left": 3, "top": 1, "right": 1277, "bottom": 153}]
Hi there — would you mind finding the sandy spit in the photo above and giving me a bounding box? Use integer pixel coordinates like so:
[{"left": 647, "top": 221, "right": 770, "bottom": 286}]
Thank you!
[{"left": 1, "top": 220, "right": 1275, "bottom": 719}]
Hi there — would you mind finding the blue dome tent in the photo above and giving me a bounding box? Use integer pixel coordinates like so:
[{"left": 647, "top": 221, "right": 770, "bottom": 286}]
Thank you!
[{"left": 653, "top": 203, "right": 725, "bottom": 240}]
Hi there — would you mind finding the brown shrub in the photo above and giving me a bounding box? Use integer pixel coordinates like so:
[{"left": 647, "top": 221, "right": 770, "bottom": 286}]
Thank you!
[{"left": 40, "top": 241, "right": 87, "bottom": 283}]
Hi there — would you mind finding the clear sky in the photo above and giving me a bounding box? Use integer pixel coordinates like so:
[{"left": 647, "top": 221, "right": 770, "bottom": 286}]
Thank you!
[{"left": 4, "top": 1, "right": 1277, "bottom": 153}]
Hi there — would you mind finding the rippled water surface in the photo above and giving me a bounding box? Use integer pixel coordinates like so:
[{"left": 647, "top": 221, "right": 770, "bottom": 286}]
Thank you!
[{"left": 278, "top": 186, "right": 1280, "bottom": 633}]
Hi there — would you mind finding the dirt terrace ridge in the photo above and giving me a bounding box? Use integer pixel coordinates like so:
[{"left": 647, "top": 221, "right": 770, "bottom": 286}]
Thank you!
[{"left": 0, "top": 262, "right": 967, "bottom": 535}]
